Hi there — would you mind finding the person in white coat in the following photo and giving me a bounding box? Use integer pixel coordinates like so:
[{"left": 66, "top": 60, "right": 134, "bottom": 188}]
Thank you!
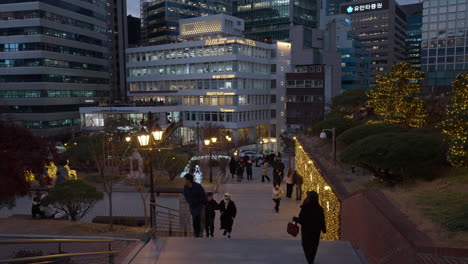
[{"left": 272, "top": 184, "right": 284, "bottom": 213}]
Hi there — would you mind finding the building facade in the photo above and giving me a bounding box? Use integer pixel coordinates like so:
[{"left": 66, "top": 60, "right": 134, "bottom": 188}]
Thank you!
[
  {"left": 140, "top": 0, "right": 230, "bottom": 45},
  {"left": 421, "top": 0, "right": 468, "bottom": 93},
  {"left": 0, "top": 0, "right": 110, "bottom": 138},
  {"left": 128, "top": 15, "right": 142, "bottom": 47},
  {"left": 341, "top": 0, "right": 407, "bottom": 82},
  {"left": 108, "top": 0, "right": 128, "bottom": 101},
  {"left": 233, "top": 0, "right": 318, "bottom": 42},
  {"left": 82, "top": 14, "right": 291, "bottom": 150},
  {"left": 286, "top": 65, "right": 325, "bottom": 133},
  {"left": 402, "top": 3, "right": 423, "bottom": 70}
]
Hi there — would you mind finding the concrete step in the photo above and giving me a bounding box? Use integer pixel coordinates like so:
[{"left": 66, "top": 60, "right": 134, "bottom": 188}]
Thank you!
[{"left": 130, "top": 237, "right": 364, "bottom": 264}]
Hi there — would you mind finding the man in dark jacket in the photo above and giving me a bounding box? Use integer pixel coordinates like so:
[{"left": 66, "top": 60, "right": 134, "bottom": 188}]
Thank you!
[
  {"left": 204, "top": 192, "right": 219, "bottom": 237},
  {"left": 229, "top": 157, "right": 237, "bottom": 179},
  {"left": 293, "top": 191, "right": 326, "bottom": 264},
  {"left": 183, "top": 173, "right": 207, "bottom": 237},
  {"left": 219, "top": 193, "right": 237, "bottom": 238}
]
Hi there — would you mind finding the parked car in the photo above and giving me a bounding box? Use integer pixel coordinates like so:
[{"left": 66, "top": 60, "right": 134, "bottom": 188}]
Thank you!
[{"left": 239, "top": 151, "right": 263, "bottom": 160}]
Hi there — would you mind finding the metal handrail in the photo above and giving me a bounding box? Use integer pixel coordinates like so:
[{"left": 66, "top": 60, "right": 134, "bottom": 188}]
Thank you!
[
  {"left": 0, "top": 239, "right": 117, "bottom": 264},
  {"left": 150, "top": 202, "right": 190, "bottom": 236},
  {"left": 0, "top": 239, "right": 113, "bottom": 244},
  {"left": 0, "top": 251, "right": 118, "bottom": 263}
]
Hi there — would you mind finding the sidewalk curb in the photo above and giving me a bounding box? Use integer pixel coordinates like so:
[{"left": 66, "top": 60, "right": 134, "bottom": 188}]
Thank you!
[
  {"left": 0, "top": 233, "right": 139, "bottom": 241},
  {"left": 120, "top": 240, "right": 148, "bottom": 264}
]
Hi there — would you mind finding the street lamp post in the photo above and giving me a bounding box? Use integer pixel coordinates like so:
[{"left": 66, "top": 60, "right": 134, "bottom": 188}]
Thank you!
[
  {"left": 137, "top": 124, "right": 163, "bottom": 229},
  {"left": 225, "top": 135, "right": 232, "bottom": 156},
  {"left": 204, "top": 137, "right": 217, "bottom": 183},
  {"left": 320, "top": 128, "right": 336, "bottom": 161},
  {"left": 196, "top": 122, "right": 200, "bottom": 150}
]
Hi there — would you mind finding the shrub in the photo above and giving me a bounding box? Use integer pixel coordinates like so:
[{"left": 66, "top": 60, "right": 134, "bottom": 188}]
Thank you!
[
  {"left": 337, "top": 123, "right": 408, "bottom": 145},
  {"left": 312, "top": 117, "right": 355, "bottom": 137},
  {"left": 42, "top": 180, "right": 103, "bottom": 221},
  {"left": 340, "top": 132, "right": 444, "bottom": 183}
]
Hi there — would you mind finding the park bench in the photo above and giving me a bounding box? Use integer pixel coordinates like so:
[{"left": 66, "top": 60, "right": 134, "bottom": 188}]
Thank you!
[
  {"left": 92, "top": 216, "right": 147, "bottom": 227},
  {"left": 153, "top": 187, "right": 183, "bottom": 196}
]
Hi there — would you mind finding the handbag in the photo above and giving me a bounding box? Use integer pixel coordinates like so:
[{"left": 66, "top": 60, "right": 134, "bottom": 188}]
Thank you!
[{"left": 287, "top": 221, "right": 299, "bottom": 237}]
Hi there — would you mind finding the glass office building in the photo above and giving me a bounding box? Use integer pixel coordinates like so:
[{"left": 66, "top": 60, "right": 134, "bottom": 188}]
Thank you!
[
  {"left": 402, "top": 3, "right": 423, "bottom": 70},
  {"left": 421, "top": 0, "right": 468, "bottom": 93},
  {"left": 233, "top": 0, "right": 318, "bottom": 41},
  {"left": 141, "top": 0, "right": 231, "bottom": 45},
  {"left": 0, "top": 0, "right": 109, "bottom": 138}
]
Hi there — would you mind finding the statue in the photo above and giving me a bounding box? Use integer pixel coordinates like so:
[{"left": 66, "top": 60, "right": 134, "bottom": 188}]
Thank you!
[
  {"left": 64, "top": 160, "right": 77, "bottom": 180},
  {"left": 193, "top": 165, "right": 203, "bottom": 183}
]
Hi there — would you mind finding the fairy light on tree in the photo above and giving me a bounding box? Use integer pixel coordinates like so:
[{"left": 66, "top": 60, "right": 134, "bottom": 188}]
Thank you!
[
  {"left": 442, "top": 73, "right": 468, "bottom": 168},
  {"left": 367, "top": 62, "right": 426, "bottom": 128}
]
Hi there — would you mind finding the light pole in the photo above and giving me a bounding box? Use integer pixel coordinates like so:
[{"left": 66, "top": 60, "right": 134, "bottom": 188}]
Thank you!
[
  {"left": 137, "top": 123, "right": 163, "bottom": 229},
  {"left": 320, "top": 128, "right": 336, "bottom": 161},
  {"left": 196, "top": 121, "right": 200, "bottom": 150},
  {"left": 225, "top": 135, "right": 232, "bottom": 156},
  {"left": 204, "top": 137, "right": 217, "bottom": 183}
]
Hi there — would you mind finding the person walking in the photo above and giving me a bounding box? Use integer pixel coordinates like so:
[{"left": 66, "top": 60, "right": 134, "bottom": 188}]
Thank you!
[
  {"left": 183, "top": 173, "right": 207, "bottom": 237},
  {"left": 204, "top": 192, "right": 219, "bottom": 237},
  {"left": 229, "top": 157, "right": 237, "bottom": 179},
  {"left": 293, "top": 170, "right": 303, "bottom": 201},
  {"left": 273, "top": 167, "right": 282, "bottom": 187},
  {"left": 261, "top": 160, "right": 271, "bottom": 182},
  {"left": 246, "top": 157, "right": 253, "bottom": 180},
  {"left": 219, "top": 193, "right": 237, "bottom": 238},
  {"left": 285, "top": 168, "right": 294, "bottom": 198},
  {"left": 276, "top": 158, "right": 286, "bottom": 182},
  {"left": 293, "top": 191, "right": 327, "bottom": 264},
  {"left": 272, "top": 184, "right": 284, "bottom": 213},
  {"left": 236, "top": 160, "right": 244, "bottom": 182}
]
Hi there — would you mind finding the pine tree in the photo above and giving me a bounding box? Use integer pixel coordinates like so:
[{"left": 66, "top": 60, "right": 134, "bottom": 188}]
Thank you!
[
  {"left": 367, "top": 62, "right": 426, "bottom": 128},
  {"left": 443, "top": 73, "right": 468, "bottom": 168}
]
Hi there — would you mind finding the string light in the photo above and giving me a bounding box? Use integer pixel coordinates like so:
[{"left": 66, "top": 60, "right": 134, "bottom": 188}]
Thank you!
[
  {"left": 295, "top": 139, "right": 340, "bottom": 240},
  {"left": 442, "top": 73, "right": 468, "bottom": 167},
  {"left": 367, "top": 62, "right": 426, "bottom": 128}
]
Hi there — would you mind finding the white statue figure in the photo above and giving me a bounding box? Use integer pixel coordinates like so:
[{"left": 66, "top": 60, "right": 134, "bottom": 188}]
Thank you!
[
  {"left": 127, "top": 150, "right": 145, "bottom": 183},
  {"left": 193, "top": 165, "right": 203, "bottom": 183}
]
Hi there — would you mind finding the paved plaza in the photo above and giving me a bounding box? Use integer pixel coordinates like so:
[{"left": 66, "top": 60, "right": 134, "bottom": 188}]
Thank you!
[
  {"left": 129, "top": 157, "right": 365, "bottom": 264},
  {"left": 0, "top": 191, "right": 179, "bottom": 223}
]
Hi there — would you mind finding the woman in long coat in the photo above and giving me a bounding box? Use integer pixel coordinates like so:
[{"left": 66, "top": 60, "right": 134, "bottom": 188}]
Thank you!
[
  {"left": 229, "top": 157, "right": 237, "bottom": 179},
  {"left": 293, "top": 191, "right": 326, "bottom": 264},
  {"left": 219, "top": 193, "right": 237, "bottom": 238}
]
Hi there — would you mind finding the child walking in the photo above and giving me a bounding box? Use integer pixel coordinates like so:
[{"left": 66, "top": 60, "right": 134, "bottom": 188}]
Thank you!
[
  {"left": 272, "top": 184, "right": 284, "bottom": 213},
  {"left": 204, "top": 192, "right": 219, "bottom": 237}
]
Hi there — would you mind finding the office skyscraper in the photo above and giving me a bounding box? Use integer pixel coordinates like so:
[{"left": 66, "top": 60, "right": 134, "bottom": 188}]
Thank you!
[
  {"left": 233, "top": 0, "right": 318, "bottom": 41},
  {"left": 141, "top": 0, "right": 231, "bottom": 45},
  {"left": 341, "top": 0, "right": 407, "bottom": 82},
  {"left": 421, "top": 0, "right": 468, "bottom": 93},
  {"left": 402, "top": 3, "right": 423, "bottom": 70},
  {"left": 0, "top": 0, "right": 110, "bottom": 138}
]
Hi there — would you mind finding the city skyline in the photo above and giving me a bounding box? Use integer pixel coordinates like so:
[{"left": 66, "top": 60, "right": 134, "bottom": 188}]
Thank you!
[{"left": 127, "top": 0, "right": 422, "bottom": 17}]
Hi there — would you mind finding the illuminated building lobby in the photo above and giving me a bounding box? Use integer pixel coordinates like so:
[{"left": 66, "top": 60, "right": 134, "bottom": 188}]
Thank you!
[{"left": 81, "top": 14, "right": 291, "bottom": 149}]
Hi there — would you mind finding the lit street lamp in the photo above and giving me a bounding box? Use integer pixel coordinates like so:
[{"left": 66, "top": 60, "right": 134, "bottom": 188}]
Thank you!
[
  {"left": 204, "top": 137, "right": 217, "bottom": 183},
  {"left": 136, "top": 123, "right": 164, "bottom": 229},
  {"left": 320, "top": 128, "right": 336, "bottom": 161},
  {"left": 225, "top": 135, "right": 232, "bottom": 156}
]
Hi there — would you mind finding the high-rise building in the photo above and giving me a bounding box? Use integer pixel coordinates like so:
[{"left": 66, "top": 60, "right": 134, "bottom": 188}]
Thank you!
[
  {"left": 0, "top": 0, "right": 110, "bottom": 138},
  {"left": 402, "top": 3, "right": 423, "bottom": 70},
  {"left": 421, "top": 0, "right": 468, "bottom": 93},
  {"left": 326, "top": 0, "right": 351, "bottom": 16},
  {"left": 128, "top": 15, "right": 142, "bottom": 47},
  {"left": 340, "top": 0, "right": 407, "bottom": 82},
  {"left": 81, "top": 14, "right": 291, "bottom": 151},
  {"left": 108, "top": 0, "right": 128, "bottom": 102},
  {"left": 233, "top": 0, "right": 318, "bottom": 41},
  {"left": 141, "top": 0, "right": 230, "bottom": 45}
]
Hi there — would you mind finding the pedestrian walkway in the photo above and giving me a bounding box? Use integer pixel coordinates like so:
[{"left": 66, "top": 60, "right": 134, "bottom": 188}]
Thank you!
[{"left": 129, "top": 157, "right": 365, "bottom": 264}]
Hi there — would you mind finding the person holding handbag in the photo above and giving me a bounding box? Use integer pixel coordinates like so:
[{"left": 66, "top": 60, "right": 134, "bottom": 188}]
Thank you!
[
  {"left": 272, "top": 184, "right": 284, "bottom": 213},
  {"left": 293, "top": 191, "right": 327, "bottom": 264}
]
